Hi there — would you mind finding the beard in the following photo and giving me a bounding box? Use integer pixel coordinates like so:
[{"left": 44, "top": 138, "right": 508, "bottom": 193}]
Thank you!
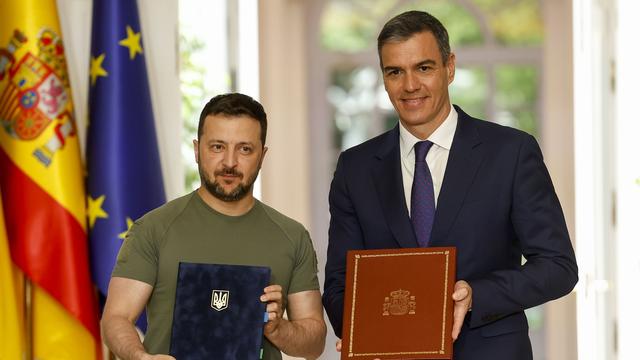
[{"left": 199, "top": 162, "right": 260, "bottom": 202}]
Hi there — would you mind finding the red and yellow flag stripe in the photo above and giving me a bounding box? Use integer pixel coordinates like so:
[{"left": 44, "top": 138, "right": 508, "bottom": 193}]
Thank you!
[{"left": 0, "top": 0, "right": 100, "bottom": 358}]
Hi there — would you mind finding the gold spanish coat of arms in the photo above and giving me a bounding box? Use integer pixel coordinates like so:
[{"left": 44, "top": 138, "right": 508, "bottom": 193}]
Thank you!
[
  {"left": 383, "top": 289, "right": 416, "bottom": 316},
  {"left": 0, "top": 28, "right": 76, "bottom": 167}
]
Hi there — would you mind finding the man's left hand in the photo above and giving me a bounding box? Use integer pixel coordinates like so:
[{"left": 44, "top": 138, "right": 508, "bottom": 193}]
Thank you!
[
  {"left": 451, "top": 280, "right": 472, "bottom": 341},
  {"left": 261, "top": 285, "right": 285, "bottom": 336}
]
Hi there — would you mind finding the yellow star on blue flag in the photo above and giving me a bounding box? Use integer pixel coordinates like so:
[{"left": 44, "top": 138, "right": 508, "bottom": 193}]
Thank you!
[
  {"left": 118, "top": 217, "right": 134, "bottom": 240},
  {"left": 119, "top": 25, "right": 143, "bottom": 60},
  {"left": 90, "top": 53, "right": 108, "bottom": 85},
  {"left": 87, "top": 194, "right": 109, "bottom": 228}
]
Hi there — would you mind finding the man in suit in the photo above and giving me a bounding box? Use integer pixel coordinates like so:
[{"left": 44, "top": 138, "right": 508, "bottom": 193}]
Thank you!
[{"left": 322, "top": 10, "right": 578, "bottom": 359}]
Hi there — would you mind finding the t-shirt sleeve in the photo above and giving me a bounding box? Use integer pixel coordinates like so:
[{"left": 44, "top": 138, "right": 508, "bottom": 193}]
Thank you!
[
  {"left": 111, "top": 218, "right": 158, "bottom": 286},
  {"left": 288, "top": 229, "right": 320, "bottom": 294}
]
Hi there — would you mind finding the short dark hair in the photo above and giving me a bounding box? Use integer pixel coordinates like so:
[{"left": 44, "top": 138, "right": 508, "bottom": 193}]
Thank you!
[
  {"left": 377, "top": 10, "right": 451, "bottom": 67},
  {"left": 197, "top": 93, "right": 267, "bottom": 145}
]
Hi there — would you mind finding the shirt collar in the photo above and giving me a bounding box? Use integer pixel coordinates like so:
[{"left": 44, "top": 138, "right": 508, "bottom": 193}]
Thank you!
[{"left": 399, "top": 104, "right": 458, "bottom": 158}]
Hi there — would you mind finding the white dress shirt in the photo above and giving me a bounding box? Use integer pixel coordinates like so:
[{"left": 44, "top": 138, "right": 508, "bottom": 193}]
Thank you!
[{"left": 399, "top": 105, "right": 458, "bottom": 215}]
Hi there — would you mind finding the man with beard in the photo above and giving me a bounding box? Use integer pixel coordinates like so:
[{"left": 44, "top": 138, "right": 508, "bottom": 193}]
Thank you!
[{"left": 101, "top": 93, "right": 326, "bottom": 360}]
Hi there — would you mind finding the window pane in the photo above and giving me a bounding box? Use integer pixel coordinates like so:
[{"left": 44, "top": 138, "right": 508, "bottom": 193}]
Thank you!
[
  {"left": 396, "top": 0, "right": 484, "bottom": 46},
  {"left": 321, "top": 0, "right": 488, "bottom": 52},
  {"left": 328, "top": 66, "right": 383, "bottom": 150},
  {"left": 495, "top": 65, "right": 538, "bottom": 135},
  {"left": 526, "top": 306, "right": 547, "bottom": 359},
  {"left": 450, "top": 66, "right": 488, "bottom": 119},
  {"left": 473, "top": 0, "right": 543, "bottom": 46},
  {"left": 320, "top": 1, "right": 391, "bottom": 52},
  {"left": 180, "top": 0, "right": 231, "bottom": 192}
]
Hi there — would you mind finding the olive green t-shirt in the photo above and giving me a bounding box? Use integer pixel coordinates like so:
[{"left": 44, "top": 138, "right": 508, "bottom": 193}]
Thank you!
[{"left": 112, "top": 192, "right": 320, "bottom": 359}]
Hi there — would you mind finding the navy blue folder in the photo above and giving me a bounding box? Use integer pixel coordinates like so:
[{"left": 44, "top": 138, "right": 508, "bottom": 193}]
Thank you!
[{"left": 169, "top": 262, "right": 271, "bottom": 359}]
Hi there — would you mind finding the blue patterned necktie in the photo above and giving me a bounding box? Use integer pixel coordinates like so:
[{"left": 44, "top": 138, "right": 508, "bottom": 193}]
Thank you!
[{"left": 411, "top": 140, "right": 435, "bottom": 247}]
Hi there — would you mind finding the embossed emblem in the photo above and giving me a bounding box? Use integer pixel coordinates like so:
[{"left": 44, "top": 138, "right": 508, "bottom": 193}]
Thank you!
[
  {"left": 383, "top": 289, "right": 416, "bottom": 316},
  {"left": 211, "top": 290, "right": 229, "bottom": 311}
]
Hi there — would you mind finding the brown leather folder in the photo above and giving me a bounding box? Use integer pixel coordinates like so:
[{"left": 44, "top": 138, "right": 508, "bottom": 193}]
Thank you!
[{"left": 341, "top": 247, "right": 456, "bottom": 359}]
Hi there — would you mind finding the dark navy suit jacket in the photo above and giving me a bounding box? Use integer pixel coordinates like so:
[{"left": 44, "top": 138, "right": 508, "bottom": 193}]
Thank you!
[{"left": 323, "top": 106, "right": 578, "bottom": 360}]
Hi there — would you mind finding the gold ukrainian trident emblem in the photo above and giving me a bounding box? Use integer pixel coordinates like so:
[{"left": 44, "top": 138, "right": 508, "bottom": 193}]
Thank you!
[
  {"left": 383, "top": 289, "right": 416, "bottom": 316},
  {"left": 211, "top": 290, "right": 229, "bottom": 311}
]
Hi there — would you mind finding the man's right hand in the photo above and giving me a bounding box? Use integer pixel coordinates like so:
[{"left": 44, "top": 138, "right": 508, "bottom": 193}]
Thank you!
[
  {"left": 452, "top": 279, "right": 473, "bottom": 340},
  {"left": 102, "top": 277, "right": 155, "bottom": 360}
]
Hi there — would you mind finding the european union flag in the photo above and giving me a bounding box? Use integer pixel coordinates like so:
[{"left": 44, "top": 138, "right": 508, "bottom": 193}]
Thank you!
[{"left": 86, "top": 0, "right": 165, "bottom": 328}]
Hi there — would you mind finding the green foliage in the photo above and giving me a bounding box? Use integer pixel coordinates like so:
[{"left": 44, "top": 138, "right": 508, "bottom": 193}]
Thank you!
[
  {"left": 320, "top": 1, "right": 380, "bottom": 52},
  {"left": 473, "top": 0, "right": 543, "bottom": 45},
  {"left": 179, "top": 32, "right": 207, "bottom": 192},
  {"left": 450, "top": 67, "right": 489, "bottom": 119},
  {"left": 496, "top": 65, "right": 539, "bottom": 135},
  {"left": 397, "top": 0, "right": 484, "bottom": 46},
  {"left": 320, "top": 0, "right": 486, "bottom": 52},
  {"left": 496, "top": 65, "right": 537, "bottom": 107},
  {"left": 328, "top": 66, "right": 381, "bottom": 150}
]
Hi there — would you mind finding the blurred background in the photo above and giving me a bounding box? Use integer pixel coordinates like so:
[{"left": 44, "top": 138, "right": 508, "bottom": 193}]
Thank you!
[{"left": 2, "top": 0, "right": 639, "bottom": 359}]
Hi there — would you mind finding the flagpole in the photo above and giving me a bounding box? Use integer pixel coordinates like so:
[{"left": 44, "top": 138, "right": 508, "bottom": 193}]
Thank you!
[{"left": 24, "top": 277, "right": 33, "bottom": 360}]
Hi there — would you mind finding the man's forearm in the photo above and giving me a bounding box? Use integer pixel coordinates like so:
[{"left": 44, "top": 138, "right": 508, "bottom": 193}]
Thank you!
[
  {"left": 102, "top": 316, "right": 148, "bottom": 360},
  {"left": 266, "top": 317, "right": 326, "bottom": 359}
]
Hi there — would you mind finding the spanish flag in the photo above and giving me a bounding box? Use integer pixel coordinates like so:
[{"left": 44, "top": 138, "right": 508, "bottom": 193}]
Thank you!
[{"left": 0, "top": 1, "right": 100, "bottom": 358}]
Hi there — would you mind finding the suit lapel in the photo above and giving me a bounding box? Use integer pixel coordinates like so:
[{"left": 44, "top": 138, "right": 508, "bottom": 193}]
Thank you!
[
  {"left": 431, "top": 106, "right": 484, "bottom": 244},
  {"left": 371, "top": 126, "right": 419, "bottom": 248}
]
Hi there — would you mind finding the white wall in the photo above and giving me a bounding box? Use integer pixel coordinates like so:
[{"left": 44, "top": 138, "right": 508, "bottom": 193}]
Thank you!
[
  {"left": 57, "top": 0, "right": 182, "bottom": 200},
  {"left": 614, "top": 1, "right": 640, "bottom": 359},
  {"left": 573, "top": 0, "right": 618, "bottom": 359}
]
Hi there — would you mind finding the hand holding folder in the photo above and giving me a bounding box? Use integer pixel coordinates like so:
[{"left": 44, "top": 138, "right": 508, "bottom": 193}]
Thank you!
[
  {"left": 170, "top": 262, "right": 271, "bottom": 360},
  {"left": 341, "top": 247, "right": 457, "bottom": 360}
]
